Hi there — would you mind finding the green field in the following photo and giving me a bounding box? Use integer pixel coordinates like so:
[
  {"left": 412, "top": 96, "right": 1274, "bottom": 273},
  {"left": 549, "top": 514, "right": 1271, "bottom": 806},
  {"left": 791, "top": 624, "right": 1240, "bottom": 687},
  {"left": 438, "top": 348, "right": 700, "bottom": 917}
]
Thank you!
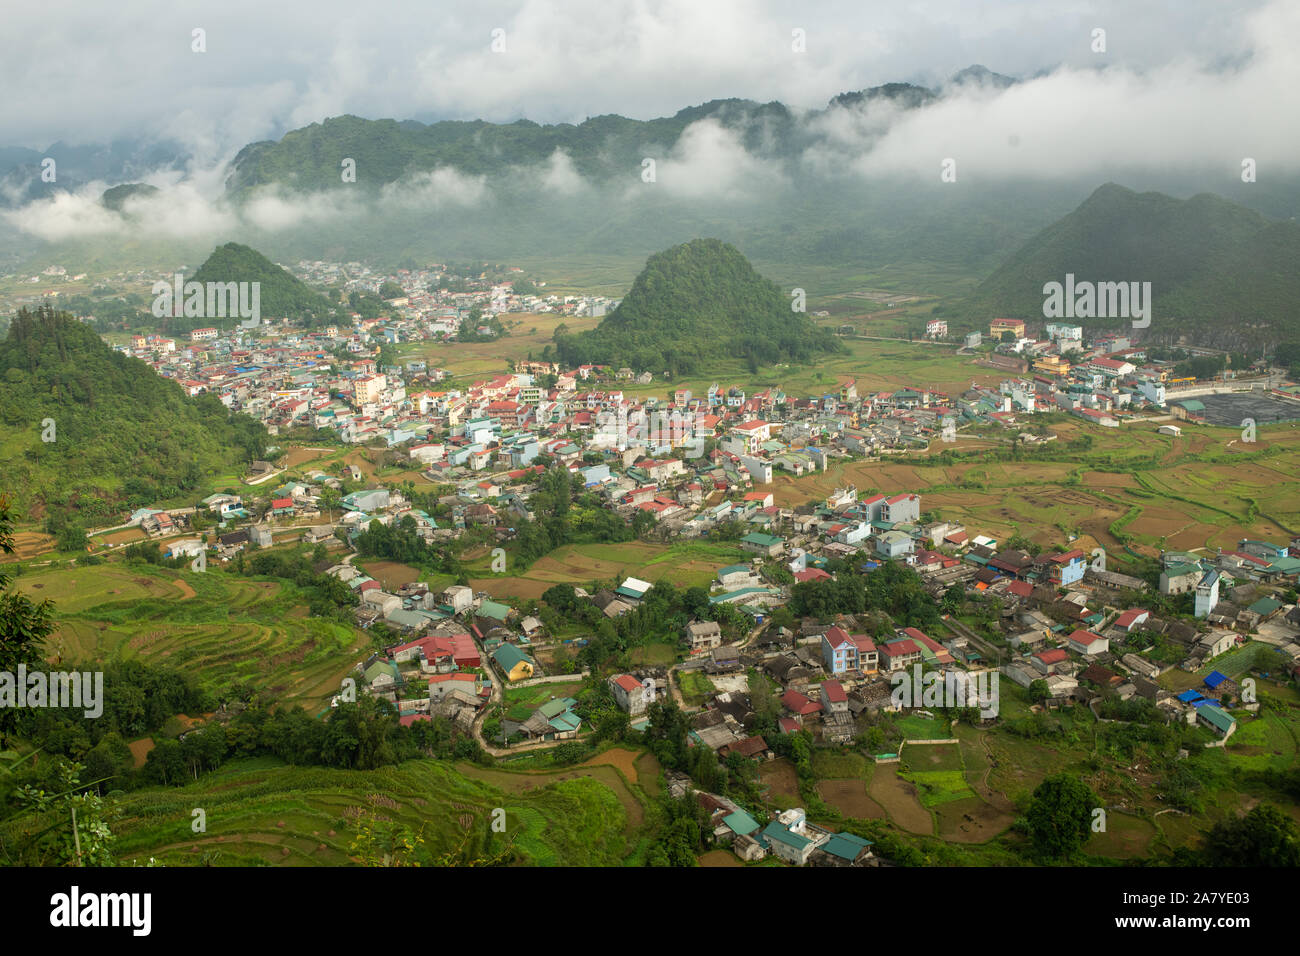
[
  {"left": 15, "top": 563, "right": 366, "bottom": 708},
  {"left": 895, "top": 715, "right": 953, "bottom": 741},
  {"left": 678, "top": 671, "right": 716, "bottom": 707},
  {"left": 502, "top": 681, "right": 586, "bottom": 722},
  {"left": 903, "top": 769, "right": 976, "bottom": 808},
  {"left": 468, "top": 539, "right": 747, "bottom": 601},
  {"left": 109, "top": 756, "right": 636, "bottom": 867}
]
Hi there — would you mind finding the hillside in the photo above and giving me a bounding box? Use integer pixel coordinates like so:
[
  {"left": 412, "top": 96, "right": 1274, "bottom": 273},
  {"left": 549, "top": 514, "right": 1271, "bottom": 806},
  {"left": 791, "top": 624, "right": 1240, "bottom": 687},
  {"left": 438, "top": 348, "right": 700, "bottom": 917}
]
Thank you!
[
  {"left": 953, "top": 184, "right": 1300, "bottom": 347},
  {"left": 222, "top": 82, "right": 937, "bottom": 196},
  {"left": 184, "top": 242, "right": 342, "bottom": 330},
  {"left": 0, "top": 306, "right": 268, "bottom": 531},
  {"left": 100, "top": 182, "right": 160, "bottom": 211},
  {"left": 548, "top": 238, "right": 842, "bottom": 375}
]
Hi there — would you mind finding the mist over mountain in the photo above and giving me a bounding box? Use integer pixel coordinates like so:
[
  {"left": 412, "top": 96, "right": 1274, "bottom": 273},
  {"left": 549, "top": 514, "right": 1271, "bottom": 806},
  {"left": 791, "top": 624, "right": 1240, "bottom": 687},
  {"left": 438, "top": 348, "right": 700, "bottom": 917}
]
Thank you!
[{"left": 3, "top": 44, "right": 1298, "bottom": 299}]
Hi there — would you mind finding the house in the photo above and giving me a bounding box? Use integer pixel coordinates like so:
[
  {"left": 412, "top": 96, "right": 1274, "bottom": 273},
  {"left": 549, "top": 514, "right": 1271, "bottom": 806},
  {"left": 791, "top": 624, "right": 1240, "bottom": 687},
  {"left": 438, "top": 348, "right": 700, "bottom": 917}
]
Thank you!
[
  {"left": 1161, "top": 562, "right": 1203, "bottom": 595},
  {"left": 989, "top": 318, "right": 1026, "bottom": 339},
  {"left": 1046, "top": 550, "right": 1088, "bottom": 587},
  {"left": 741, "top": 532, "right": 784, "bottom": 557},
  {"left": 610, "top": 674, "right": 649, "bottom": 715},
  {"left": 1113, "top": 609, "right": 1150, "bottom": 633},
  {"left": 1066, "top": 629, "right": 1109, "bottom": 656},
  {"left": 523, "top": 697, "right": 583, "bottom": 740},
  {"left": 1196, "top": 703, "right": 1237, "bottom": 740},
  {"left": 362, "top": 590, "right": 403, "bottom": 617},
  {"left": 820, "top": 680, "right": 849, "bottom": 713},
  {"left": 1032, "top": 648, "right": 1070, "bottom": 674},
  {"left": 1195, "top": 569, "right": 1221, "bottom": 617},
  {"left": 821, "top": 626, "right": 858, "bottom": 675},
  {"left": 491, "top": 643, "right": 535, "bottom": 682},
  {"left": 781, "top": 690, "right": 823, "bottom": 718},
  {"left": 816, "top": 832, "right": 875, "bottom": 866},
  {"left": 1195, "top": 629, "right": 1238, "bottom": 660},
  {"left": 364, "top": 660, "right": 400, "bottom": 690},
  {"left": 875, "top": 530, "right": 914, "bottom": 559},
  {"left": 685, "top": 620, "right": 723, "bottom": 651},
  {"left": 442, "top": 585, "right": 474, "bottom": 614},
  {"left": 760, "top": 812, "right": 821, "bottom": 865},
  {"left": 878, "top": 638, "right": 922, "bottom": 672}
]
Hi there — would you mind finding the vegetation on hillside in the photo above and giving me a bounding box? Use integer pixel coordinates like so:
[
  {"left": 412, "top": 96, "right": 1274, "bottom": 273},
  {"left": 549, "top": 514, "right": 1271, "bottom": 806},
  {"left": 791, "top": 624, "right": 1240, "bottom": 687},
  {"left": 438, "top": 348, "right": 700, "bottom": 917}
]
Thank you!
[
  {"left": 549, "top": 239, "right": 841, "bottom": 374},
  {"left": 183, "top": 242, "right": 343, "bottom": 330},
  {"left": 953, "top": 183, "right": 1300, "bottom": 346},
  {"left": 0, "top": 307, "right": 269, "bottom": 529}
]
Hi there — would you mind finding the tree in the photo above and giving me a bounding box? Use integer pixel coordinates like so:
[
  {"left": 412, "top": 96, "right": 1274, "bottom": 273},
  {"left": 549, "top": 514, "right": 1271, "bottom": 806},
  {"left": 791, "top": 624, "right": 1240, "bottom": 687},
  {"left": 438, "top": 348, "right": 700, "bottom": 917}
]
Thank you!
[
  {"left": 13, "top": 761, "right": 117, "bottom": 866},
  {"left": 1023, "top": 772, "right": 1098, "bottom": 861},
  {"left": 0, "top": 495, "right": 56, "bottom": 745},
  {"left": 644, "top": 700, "right": 690, "bottom": 770},
  {"left": 1027, "top": 680, "right": 1050, "bottom": 704},
  {"left": 1201, "top": 805, "right": 1300, "bottom": 867}
]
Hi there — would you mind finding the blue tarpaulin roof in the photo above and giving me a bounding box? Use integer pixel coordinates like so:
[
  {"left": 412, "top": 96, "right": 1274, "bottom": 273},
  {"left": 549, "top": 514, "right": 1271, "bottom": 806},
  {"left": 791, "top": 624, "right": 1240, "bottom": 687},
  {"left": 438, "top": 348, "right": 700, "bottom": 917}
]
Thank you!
[
  {"left": 1176, "top": 690, "right": 1203, "bottom": 703},
  {"left": 1204, "top": 671, "right": 1228, "bottom": 688}
]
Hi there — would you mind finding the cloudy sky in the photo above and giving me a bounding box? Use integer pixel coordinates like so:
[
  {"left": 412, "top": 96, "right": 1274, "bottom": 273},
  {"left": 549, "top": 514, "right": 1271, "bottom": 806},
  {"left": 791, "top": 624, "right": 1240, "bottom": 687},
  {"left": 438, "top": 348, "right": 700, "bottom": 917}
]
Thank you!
[
  {"left": 2, "top": 0, "right": 1291, "bottom": 160},
  {"left": 3, "top": 0, "right": 1297, "bottom": 244}
]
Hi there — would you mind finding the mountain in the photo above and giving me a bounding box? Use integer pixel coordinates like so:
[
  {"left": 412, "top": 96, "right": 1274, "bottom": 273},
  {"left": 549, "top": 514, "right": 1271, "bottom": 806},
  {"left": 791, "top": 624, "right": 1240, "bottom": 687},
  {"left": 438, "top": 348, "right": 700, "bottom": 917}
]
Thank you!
[
  {"left": 101, "top": 182, "right": 160, "bottom": 211},
  {"left": 549, "top": 238, "right": 842, "bottom": 374},
  {"left": 946, "top": 65, "right": 1017, "bottom": 89},
  {"left": 952, "top": 184, "right": 1300, "bottom": 348},
  {"left": 184, "top": 242, "right": 342, "bottom": 330},
  {"left": 0, "top": 306, "right": 269, "bottom": 530},
  {"left": 223, "top": 81, "right": 949, "bottom": 197}
]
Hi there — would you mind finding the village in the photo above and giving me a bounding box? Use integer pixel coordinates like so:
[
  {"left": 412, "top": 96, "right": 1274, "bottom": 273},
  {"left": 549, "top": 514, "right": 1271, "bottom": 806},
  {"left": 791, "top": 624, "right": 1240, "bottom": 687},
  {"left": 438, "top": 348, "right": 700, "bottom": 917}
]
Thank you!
[{"left": 66, "top": 266, "right": 1300, "bottom": 866}]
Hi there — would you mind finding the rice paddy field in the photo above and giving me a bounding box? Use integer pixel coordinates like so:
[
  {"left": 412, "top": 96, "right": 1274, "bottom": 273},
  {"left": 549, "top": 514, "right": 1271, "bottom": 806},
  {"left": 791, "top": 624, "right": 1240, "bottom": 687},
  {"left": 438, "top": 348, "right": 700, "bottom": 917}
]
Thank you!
[
  {"left": 109, "top": 754, "right": 652, "bottom": 867},
  {"left": 14, "top": 563, "right": 367, "bottom": 708},
  {"left": 770, "top": 416, "right": 1300, "bottom": 556}
]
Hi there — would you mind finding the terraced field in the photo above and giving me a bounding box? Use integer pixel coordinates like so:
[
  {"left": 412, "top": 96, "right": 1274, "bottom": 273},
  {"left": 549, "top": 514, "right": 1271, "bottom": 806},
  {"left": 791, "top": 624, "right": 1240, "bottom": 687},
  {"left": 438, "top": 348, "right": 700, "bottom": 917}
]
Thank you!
[
  {"left": 770, "top": 419, "right": 1300, "bottom": 555},
  {"left": 16, "top": 564, "right": 367, "bottom": 707},
  {"left": 110, "top": 756, "right": 633, "bottom": 867}
]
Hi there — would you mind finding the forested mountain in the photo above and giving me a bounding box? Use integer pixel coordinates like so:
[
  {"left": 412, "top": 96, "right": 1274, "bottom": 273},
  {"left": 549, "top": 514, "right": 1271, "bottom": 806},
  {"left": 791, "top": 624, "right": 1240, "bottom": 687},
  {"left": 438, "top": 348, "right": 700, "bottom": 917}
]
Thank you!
[
  {"left": 0, "top": 306, "right": 268, "bottom": 531},
  {"left": 223, "top": 82, "right": 938, "bottom": 196},
  {"left": 186, "top": 242, "right": 343, "bottom": 329},
  {"left": 951, "top": 184, "right": 1300, "bottom": 348},
  {"left": 548, "top": 238, "right": 842, "bottom": 374},
  {"left": 100, "top": 182, "right": 160, "bottom": 210}
]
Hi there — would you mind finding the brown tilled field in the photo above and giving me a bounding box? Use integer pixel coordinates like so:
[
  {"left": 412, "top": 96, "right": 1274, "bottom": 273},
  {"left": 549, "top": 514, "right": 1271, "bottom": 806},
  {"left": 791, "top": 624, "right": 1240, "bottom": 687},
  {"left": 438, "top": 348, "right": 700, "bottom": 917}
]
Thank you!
[
  {"left": 868, "top": 768, "right": 933, "bottom": 834},
  {"left": 816, "top": 779, "right": 887, "bottom": 820}
]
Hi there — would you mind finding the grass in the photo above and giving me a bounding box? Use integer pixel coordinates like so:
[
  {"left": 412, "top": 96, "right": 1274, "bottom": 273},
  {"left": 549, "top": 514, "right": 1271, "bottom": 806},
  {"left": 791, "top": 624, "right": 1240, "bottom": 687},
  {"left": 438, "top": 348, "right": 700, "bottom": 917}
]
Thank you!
[
  {"left": 468, "top": 539, "right": 746, "bottom": 601},
  {"left": 811, "top": 750, "right": 870, "bottom": 779},
  {"left": 678, "top": 671, "right": 716, "bottom": 707},
  {"left": 502, "top": 681, "right": 585, "bottom": 721},
  {"left": 903, "top": 769, "right": 976, "bottom": 808},
  {"left": 628, "top": 642, "right": 679, "bottom": 666},
  {"left": 895, "top": 714, "right": 953, "bottom": 740}
]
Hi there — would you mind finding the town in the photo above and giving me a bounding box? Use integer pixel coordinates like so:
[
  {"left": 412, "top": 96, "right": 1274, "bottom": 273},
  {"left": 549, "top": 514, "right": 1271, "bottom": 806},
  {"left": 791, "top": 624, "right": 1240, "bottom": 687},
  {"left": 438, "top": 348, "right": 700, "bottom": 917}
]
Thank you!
[{"left": 63, "top": 261, "right": 1300, "bottom": 867}]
